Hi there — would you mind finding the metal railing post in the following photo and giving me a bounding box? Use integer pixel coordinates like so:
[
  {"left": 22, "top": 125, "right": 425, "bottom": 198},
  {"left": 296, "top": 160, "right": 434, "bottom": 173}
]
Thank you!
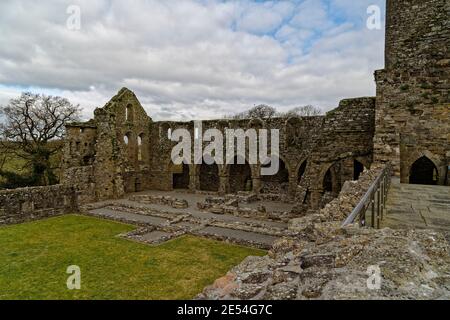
[
  {"left": 376, "top": 187, "right": 381, "bottom": 229},
  {"left": 371, "top": 193, "right": 375, "bottom": 228},
  {"left": 381, "top": 176, "right": 385, "bottom": 221}
]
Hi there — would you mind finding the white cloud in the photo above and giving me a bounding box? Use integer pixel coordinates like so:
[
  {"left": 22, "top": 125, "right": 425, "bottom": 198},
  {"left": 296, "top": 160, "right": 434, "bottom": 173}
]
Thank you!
[{"left": 0, "top": 0, "right": 386, "bottom": 121}]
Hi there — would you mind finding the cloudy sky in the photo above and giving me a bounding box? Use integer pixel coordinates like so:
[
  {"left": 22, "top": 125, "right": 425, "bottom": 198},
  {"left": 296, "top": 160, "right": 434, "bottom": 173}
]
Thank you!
[{"left": 0, "top": 0, "right": 386, "bottom": 121}]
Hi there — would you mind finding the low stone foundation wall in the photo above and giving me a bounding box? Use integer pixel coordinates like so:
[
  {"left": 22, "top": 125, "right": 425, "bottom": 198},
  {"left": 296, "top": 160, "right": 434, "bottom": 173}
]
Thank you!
[
  {"left": 197, "top": 194, "right": 297, "bottom": 222},
  {"left": 0, "top": 185, "right": 78, "bottom": 225},
  {"left": 129, "top": 194, "right": 189, "bottom": 209}
]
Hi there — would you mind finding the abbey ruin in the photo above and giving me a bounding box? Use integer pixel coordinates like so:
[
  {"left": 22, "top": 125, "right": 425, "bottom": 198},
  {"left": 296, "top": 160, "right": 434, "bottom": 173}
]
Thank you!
[
  {"left": 59, "top": 0, "right": 449, "bottom": 207},
  {"left": 0, "top": 0, "right": 449, "bottom": 301}
]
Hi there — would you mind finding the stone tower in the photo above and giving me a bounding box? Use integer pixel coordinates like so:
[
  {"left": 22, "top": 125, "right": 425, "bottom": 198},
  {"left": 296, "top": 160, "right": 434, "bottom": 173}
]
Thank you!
[{"left": 374, "top": 0, "right": 449, "bottom": 185}]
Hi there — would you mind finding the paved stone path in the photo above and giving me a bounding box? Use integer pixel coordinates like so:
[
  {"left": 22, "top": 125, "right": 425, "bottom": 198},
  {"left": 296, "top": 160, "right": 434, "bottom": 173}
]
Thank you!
[
  {"left": 382, "top": 179, "right": 450, "bottom": 233},
  {"left": 87, "top": 197, "right": 288, "bottom": 249},
  {"left": 117, "top": 199, "right": 288, "bottom": 229}
]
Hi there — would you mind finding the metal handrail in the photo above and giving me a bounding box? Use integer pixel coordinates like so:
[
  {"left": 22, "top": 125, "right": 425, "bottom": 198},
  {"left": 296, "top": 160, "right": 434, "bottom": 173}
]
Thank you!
[{"left": 342, "top": 164, "right": 392, "bottom": 229}]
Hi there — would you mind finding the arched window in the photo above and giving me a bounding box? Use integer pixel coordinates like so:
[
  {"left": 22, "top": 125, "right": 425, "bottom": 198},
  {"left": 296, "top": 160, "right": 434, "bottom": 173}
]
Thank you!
[
  {"left": 137, "top": 134, "right": 143, "bottom": 161},
  {"left": 125, "top": 104, "right": 133, "bottom": 122},
  {"left": 123, "top": 135, "right": 129, "bottom": 145}
]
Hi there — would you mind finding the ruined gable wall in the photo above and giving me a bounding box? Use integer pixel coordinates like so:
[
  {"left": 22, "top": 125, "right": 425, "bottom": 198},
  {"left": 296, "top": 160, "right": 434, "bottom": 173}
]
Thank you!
[
  {"left": 93, "top": 88, "right": 152, "bottom": 199},
  {"left": 374, "top": 0, "right": 450, "bottom": 183}
]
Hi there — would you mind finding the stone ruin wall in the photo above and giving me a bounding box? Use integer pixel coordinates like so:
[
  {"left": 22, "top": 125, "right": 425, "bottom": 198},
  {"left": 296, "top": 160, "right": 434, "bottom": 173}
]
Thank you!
[
  {"left": 61, "top": 90, "right": 376, "bottom": 211},
  {"left": 153, "top": 97, "right": 375, "bottom": 208},
  {"left": 0, "top": 185, "right": 78, "bottom": 225},
  {"left": 60, "top": 0, "right": 450, "bottom": 210},
  {"left": 374, "top": 0, "right": 450, "bottom": 183}
]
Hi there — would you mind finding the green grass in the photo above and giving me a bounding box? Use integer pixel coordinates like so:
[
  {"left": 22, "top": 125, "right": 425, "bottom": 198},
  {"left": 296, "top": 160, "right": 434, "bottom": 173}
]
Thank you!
[{"left": 0, "top": 215, "right": 265, "bottom": 300}]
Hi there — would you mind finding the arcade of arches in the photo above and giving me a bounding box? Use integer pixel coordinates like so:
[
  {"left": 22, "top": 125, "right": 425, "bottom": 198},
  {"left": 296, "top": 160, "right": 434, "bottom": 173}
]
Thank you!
[
  {"left": 62, "top": 88, "right": 448, "bottom": 210},
  {"left": 167, "top": 155, "right": 373, "bottom": 209}
]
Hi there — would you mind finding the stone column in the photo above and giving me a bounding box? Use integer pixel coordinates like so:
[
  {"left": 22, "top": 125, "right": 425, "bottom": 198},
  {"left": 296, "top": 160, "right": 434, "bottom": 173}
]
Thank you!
[
  {"left": 310, "top": 188, "right": 323, "bottom": 210},
  {"left": 252, "top": 177, "right": 261, "bottom": 194},
  {"left": 189, "top": 174, "right": 197, "bottom": 192},
  {"left": 288, "top": 174, "right": 297, "bottom": 197},
  {"left": 219, "top": 175, "right": 229, "bottom": 195},
  {"left": 252, "top": 166, "right": 261, "bottom": 194}
]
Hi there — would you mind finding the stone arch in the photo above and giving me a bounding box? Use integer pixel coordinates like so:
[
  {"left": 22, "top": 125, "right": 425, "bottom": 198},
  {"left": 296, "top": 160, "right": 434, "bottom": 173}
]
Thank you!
[
  {"left": 409, "top": 156, "right": 439, "bottom": 185},
  {"left": 173, "top": 163, "right": 190, "bottom": 189},
  {"left": 404, "top": 150, "right": 445, "bottom": 185},
  {"left": 228, "top": 155, "right": 253, "bottom": 193},
  {"left": 260, "top": 156, "right": 290, "bottom": 194},
  {"left": 198, "top": 156, "right": 220, "bottom": 192},
  {"left": 321, "top": 162, "right": 341, "bottom": 195}
]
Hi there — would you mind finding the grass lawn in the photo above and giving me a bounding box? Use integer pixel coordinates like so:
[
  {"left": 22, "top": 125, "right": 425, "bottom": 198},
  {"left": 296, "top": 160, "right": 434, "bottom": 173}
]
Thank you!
[{"left": 0, "top": 215, "right": 265, "bottom": 300}]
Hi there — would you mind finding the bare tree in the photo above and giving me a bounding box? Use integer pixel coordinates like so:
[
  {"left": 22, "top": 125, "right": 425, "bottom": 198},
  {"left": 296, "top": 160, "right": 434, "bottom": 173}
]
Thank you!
[
  {"left": 282, "top": 105, "right": 323, "bottom": 118},
  {"left": 0, "top": 92, "right": 80, "bottom": 186},
  {"left": 226, "top": 104, "right": 323, "bottom": 120},
  {"left": 226, "top": 104, "right": 277, "bottom": 120},
  {"left": 247, "top": 104, "right": 277, "bottom": 119}
]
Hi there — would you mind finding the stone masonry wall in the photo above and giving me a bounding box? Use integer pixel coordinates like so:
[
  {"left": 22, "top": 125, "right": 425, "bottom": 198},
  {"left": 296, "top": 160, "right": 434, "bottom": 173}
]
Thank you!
[
  {"left": 62, "top": 90, "right": 376, "bottom": 209},
  {"left": 147, "top": 96, "right": 375, "bottom": 209},
  {"left": 374, "top": 0, "right": 450, "bottom": 183},
  {"left": 0, "top": 185, "right": 77, "bottom": 225}
]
